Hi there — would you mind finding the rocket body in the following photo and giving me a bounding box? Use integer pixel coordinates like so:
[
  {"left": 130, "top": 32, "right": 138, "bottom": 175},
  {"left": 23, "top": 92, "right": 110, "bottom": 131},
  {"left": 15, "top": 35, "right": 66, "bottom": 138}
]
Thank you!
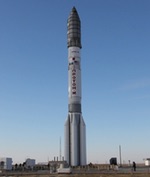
[{"left": 64, "top": 7, "right": 86, "bottom": 166}]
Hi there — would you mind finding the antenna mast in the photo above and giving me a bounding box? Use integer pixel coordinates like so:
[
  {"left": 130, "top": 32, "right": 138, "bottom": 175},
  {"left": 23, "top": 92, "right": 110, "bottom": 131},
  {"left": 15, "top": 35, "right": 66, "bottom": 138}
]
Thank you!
[{"left": 60, "top": 137, "right": 61, "bottom": 161}]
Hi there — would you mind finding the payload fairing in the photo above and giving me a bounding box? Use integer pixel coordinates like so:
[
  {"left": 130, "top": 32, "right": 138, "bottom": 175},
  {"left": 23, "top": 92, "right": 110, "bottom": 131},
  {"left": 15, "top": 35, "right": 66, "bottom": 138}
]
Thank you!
[{"left": 64, "top": 7, "right": 86, "bottom": 166}]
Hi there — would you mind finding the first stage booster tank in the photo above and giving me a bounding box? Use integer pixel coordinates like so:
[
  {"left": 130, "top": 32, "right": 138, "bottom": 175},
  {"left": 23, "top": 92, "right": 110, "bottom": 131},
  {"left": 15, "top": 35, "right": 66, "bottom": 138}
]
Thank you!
[{"left": 64, "top": 7, "right": 86, "bottom": 166}]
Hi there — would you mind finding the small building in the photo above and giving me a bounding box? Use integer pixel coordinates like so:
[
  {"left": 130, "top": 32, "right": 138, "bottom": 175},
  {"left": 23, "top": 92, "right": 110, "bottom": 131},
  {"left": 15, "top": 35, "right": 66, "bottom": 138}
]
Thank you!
[
  {"left": 0, "top": 157, "right": 12, "bottom": 170},
  {"left": 145, "top": 158, "right": 150, "bottom": 166},
  {"left": 25, "top": 158, "right": 35, "bottom": 169},
  {"left": 110, "top": 157, "right": 117, "bottom": 165}
]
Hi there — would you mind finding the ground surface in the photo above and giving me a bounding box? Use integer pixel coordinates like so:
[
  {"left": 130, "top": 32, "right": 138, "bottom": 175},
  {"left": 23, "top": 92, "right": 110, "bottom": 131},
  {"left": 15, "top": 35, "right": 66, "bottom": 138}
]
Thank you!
[
  {"left": 1, "top": 174, "right": 150, "bottom": 177},
  {"left": 1, "top": 166, "right": 150, "bottom": 177}
]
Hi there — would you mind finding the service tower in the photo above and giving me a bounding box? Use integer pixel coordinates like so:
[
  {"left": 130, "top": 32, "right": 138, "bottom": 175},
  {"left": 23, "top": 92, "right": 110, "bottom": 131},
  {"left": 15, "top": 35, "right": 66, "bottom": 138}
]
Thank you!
[{"left": 64, "top": 7, "right": 86, "bottom": 166}]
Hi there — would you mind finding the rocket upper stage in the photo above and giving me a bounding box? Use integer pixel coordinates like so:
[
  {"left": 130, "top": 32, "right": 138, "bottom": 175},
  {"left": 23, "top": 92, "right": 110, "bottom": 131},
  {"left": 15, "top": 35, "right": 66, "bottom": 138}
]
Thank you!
[{"left": 67, "top": 7, "right": 82, "bottom": 48}]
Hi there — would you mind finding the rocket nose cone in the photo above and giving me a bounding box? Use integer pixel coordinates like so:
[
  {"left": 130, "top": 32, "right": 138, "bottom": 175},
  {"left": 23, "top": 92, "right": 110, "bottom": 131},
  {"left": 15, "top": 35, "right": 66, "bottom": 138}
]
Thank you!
[
  {"left": 71, "top": 7, "right": 78, "bottom": 14},
  {"left": 67, "top": 7, "right": 82, "bottom": 48},
  {"left": 72, "top": 6, "right": 77, "bottom": 12},
  {"left": 68, "top": 6, "right": 80, "bottom": 21}
]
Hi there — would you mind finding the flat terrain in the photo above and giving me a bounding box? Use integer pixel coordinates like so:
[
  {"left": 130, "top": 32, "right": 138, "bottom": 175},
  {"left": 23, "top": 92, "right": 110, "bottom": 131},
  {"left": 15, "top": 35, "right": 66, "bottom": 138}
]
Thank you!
[
  {"left": 1, "top": 174, "right": 150, "bottom": 177},
  {"left": 1, "top": 171, "right": 150, "bottom": 177},
  {"left": 1, "top": 166, "right": 150, "bottom": 177}
]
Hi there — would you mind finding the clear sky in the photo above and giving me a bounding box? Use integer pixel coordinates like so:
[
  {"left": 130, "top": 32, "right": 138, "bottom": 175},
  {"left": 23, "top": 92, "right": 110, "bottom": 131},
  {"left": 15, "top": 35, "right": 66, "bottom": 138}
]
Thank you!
[{"left": 0, "top": 0, "right": 150, "bottom": 165}]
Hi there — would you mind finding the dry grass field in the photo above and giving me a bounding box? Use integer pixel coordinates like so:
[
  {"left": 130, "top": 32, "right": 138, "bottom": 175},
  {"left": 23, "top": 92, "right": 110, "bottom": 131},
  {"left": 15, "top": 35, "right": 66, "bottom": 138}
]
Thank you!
[
  {"left": 2, "top": 174, "right": 150, "bottom": 177},
  {"left": 1, "top": 173, "right": 150, "bottom": 177},
  {"left": 1, "top": 165, "right": 150, "bottom": 177}
]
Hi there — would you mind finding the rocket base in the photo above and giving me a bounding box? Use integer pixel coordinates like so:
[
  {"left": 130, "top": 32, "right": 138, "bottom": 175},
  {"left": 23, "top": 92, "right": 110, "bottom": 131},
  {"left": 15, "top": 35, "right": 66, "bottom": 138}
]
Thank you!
[{"left": 64, "top": 113, "right": 86, "bottom": 166}]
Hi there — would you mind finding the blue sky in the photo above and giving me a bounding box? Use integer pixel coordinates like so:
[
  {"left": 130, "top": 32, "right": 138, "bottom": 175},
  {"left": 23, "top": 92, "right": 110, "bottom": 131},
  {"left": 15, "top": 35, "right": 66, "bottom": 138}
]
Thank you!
[{"left": 0, "top": 0, "right": 150, "bottom": 164}]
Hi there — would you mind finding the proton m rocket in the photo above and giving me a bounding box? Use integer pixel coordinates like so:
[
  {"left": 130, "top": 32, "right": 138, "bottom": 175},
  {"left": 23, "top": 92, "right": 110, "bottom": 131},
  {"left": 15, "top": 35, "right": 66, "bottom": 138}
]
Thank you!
[{"left": 64, "top": 7, "right": 86, "bottom": 166}]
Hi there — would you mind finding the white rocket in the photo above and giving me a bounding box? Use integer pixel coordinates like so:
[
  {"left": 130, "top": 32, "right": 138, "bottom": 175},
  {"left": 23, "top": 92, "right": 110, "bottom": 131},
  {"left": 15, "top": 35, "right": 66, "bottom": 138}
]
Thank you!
[{"left": 64, "top": 7, "right": 86, "bottom": 166}]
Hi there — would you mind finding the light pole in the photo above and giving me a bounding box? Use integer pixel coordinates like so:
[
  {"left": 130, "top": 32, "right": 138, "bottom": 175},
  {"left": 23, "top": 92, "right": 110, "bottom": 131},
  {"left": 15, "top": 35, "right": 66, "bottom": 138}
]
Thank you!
[{"left": 119, "top": 145, "right": 122, "bottom": 167}]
